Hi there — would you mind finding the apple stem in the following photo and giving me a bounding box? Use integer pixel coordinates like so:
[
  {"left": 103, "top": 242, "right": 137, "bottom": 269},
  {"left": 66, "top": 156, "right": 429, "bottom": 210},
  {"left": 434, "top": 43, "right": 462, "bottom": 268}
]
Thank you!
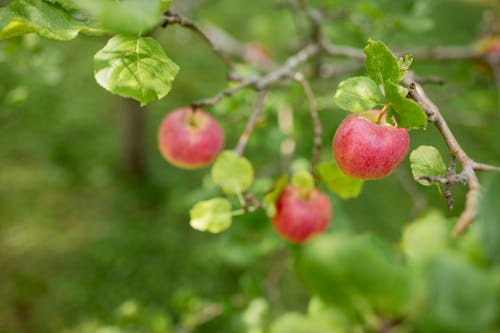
[
  {"left": 376, "top": 105, "right": 388, "bottom": 124},
  {"left": 188, "top": 108, "right": 199, "bottom": 127}
]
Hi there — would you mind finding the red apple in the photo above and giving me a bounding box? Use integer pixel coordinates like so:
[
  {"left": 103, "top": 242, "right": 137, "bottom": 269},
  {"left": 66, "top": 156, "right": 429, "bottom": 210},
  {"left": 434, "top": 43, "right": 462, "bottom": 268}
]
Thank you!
[
  {"left": 332, "top": 110, "right": 409, "bottom": 179},
  {"left": 158, "top": 107, "right": 224, "bottom": 169},
  {"left": 272, "top": 185, "right": 332, "bottom": 243}
]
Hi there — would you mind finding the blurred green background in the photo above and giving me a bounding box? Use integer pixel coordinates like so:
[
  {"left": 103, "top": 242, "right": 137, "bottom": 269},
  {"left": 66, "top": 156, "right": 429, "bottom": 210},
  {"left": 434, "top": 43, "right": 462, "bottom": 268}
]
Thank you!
[{"left": 1, "top": 0, "right": 499, "bottom": 332}]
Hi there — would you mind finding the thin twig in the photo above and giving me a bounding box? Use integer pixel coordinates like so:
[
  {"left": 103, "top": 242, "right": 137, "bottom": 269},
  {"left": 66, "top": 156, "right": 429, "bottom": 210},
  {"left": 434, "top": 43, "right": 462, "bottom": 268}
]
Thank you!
[
  {"left": 320, "top": 41, "right": 366, "bottom": 59},
  {"left": 404, "top": 46, "right": 480, "bottom": 61},
  {"left": 473, "top": 162, "right": 500, "bottom": 172},
  {"left": 254, "top": 43, "right": 321, "bottom": 90},
  {"left": 294, "top": 72, "right": 322, "bottom": 177},
  {"left": 234, "top": 91, "right": 269, "bottom": 156},
  {"left": 298, "top": 0, "right": 323, "bottom": 76},
  {"left": 193, "top": 43, "right": 321, "bottom": 108},
  {"left": 191, "top": 79, "right": 256, "bottom": 108},
  {"left": 162, "top": 11, "right": 234, "bottom": 71}
]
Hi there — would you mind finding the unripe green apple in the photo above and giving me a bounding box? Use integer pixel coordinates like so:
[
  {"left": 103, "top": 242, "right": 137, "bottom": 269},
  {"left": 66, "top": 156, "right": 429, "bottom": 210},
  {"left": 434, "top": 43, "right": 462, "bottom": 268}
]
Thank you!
[
  {"left": 272, "top": 185, "right": 332, "bottom": 243},
  {"left": 332, "top": 110, "right": 409, "bottom": 179},
  {"left": 158, "top": 107, "right": 224, "bottom": 169}
]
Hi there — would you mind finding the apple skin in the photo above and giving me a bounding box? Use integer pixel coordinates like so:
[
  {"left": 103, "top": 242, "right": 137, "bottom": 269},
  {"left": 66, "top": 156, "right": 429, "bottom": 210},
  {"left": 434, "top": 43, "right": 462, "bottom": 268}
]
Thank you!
[
  {"left": 332, "top": 110, "right": 409, "bottom": 179},
  {"left": 272, "top": 185, "right": 332, "bottom": 243},
  {"left": 158, "top": 107, "right": 224, "bottom": 169}
]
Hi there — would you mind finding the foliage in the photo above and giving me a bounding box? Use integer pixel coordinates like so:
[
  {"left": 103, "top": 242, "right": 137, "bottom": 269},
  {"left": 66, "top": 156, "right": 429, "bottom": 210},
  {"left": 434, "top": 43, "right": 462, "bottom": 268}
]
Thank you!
[{"left": 1, "top": 0, "right": 499, "bottom": 332}]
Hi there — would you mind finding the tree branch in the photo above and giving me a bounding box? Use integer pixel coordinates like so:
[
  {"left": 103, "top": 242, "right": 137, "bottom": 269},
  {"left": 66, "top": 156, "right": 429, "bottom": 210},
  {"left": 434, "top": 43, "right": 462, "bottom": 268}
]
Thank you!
[
  {"left": 404, "top": 77, "right": 498, "bottom": 236},
  {"left": 192, "top": 43, "right": 321, "bottom": 108},
  {"left": 294, "top": 72, "right": 322, "bottom": 178},
  {"left": 234, "top": 90, "right": 269, "bottom": 156},
  {"left": 162, "top": 11, "right": 235, "bottom": 72}
]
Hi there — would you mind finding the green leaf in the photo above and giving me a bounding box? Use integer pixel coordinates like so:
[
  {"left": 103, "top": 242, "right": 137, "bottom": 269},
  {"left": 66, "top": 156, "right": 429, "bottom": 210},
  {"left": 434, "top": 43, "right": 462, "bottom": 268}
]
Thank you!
[
  {"left": 44, "top": 0, "right": 77, "bottom": 10},
  {"left": 364, "top": 40, "right": 401, "bottom": 86},
  {"left": 402, "top": 211, "right": 451, "bottom": 265},
  {"left": 398, "top": 55, "right": 413, "bottom": 79},
  {"left": 317, "top": 161, "right": 364, "bottom": 199},
  {"left": 94, "top": 35, "right": 179, "bottom": 106},
  {"left": 77, "top": 0, "right": 163, "bottom": 35},
  {"left": 269, "top": 313, "right": 329, "bottom": 333},
  {"left": 189, "top": 198, "right": 232, "bottom": 233},
  {"left": 211, "top": 151, "right": 254, "bottom": 195},
  {"left": 417, "top": 255, "right": 498, "bottom": 333},
  {"left": 385, "top": 83, "right": 427, "bottom": 130},
  {"left": 479, "top": 174, "right": 500, "bottom": 265},
  {"left": 263, "top": 175, "right": 288, "bottom": 218},
  {"left": 307, "top": 297, "right": 358, "bottom": 331},
  {"left": 296, "top": 234, "right": 412, "bottom": 316},
  {"left": 0, "top": 0, "right": 91, "bottom": 40},
  {"left": 409, "top": 146, "right": 447, "bottom": 185},
  {"left": 333, "top": 76, "right": 385, "bottom": 113},
  {"left": 291, "top": 170, "right": 314, "bottom": 193}
]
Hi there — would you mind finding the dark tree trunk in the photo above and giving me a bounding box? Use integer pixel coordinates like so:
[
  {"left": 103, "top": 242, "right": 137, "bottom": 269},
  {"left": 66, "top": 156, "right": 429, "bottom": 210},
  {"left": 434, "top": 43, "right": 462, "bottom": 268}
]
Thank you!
[{"left": 121, "top": 98, "right": 146, "bottom": 178}]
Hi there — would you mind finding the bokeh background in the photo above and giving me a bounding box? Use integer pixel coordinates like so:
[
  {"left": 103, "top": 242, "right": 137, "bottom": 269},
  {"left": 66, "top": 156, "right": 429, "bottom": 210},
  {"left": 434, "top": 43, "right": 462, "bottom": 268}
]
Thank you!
[{"left": 1, "top": 0, "right": 499, "bottom": 332}]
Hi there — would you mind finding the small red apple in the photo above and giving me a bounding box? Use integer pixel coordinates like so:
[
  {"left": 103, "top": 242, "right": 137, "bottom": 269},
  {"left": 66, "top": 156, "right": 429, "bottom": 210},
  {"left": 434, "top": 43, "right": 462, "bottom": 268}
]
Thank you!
[
  {"left": 332, "top": 110, "right": 409, "bottom": 179},
  {"left": 272, "top": 185, "right": 332, "bottom": 243},
  {"left": 158, "top": 107, "right": 224, "bottom": 169}
]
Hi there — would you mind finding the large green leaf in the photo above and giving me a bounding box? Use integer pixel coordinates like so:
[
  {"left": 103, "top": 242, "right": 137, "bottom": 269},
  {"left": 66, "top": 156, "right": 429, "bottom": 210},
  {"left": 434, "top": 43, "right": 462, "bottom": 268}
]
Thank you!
[
  {"left": 77, "top": 0, "right": 163, "bottom": 35},
  {"left": 189, "top": 198, "right": 232, "bottom": 233},
  {"left": 333, "top": 76, "right": 385, "bottom": 113},
  {"left": 269, "top": 313, "right": 330, "bottom": 333},
  {"left": 211, "top": 151, "right": 254, "bottom": 195},
  {"left": 317, "top": 161, "right": 364, "bottom": 199},
  {"left": 0, "top": 0, "right": 93, "bottom": 40},
  {"left": 364, "top": 40, "right": 401, "bottom": 86},
  {"left": 94, "top": 35, "right": 179, "bottom": 106},
  {"left": 416, "top": 254, "right": 498, "bottom": 333},
  {"left": 385, "top": 83, "right": 427, "bottom": 130},
  {"left": 479, "top": 174, "right": 500, "bottom": 265},
  {"left": 364, "top": 40, "right": 413, "bottom": 86},
  {"left": 402, "top": 211, "right": 451, "bottom": 265},
  {"left": 296, "top": 233, "right": 412, "bottom": 316},
  {"left": 409, "top": 146, "right": 447, "bottom": 185}
]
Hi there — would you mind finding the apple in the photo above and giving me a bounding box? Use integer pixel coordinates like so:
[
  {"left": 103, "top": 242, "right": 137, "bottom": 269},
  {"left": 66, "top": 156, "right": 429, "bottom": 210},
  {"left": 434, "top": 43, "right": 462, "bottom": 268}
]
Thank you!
[
  {"left": 332, "top": 110, "right": 409, "bottom": 179},
  {"left": 158, "top": 107, "right": 224, "bottom": 169},
  {"left": 272, "top": 185, "right": 332, "bottom": 243},
  {"left": 479, "top": 36, "right": 500, "bottom": 58}
]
